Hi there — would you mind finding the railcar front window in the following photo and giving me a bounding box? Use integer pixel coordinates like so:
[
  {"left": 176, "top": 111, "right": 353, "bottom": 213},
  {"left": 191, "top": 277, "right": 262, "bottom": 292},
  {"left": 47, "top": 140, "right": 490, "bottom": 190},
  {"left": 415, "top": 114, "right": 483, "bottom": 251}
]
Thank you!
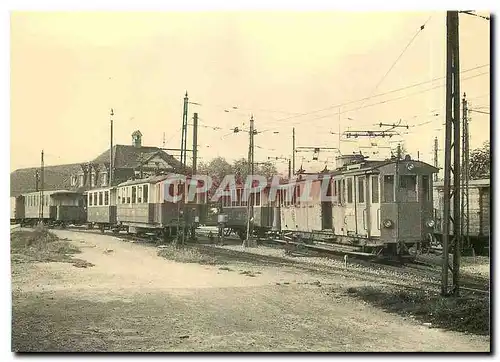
[
  {"left": 383, "top": 175, "right": 395, "bottom": 203},
  {"left": 255, "top": 192, "right": 261, "bottom": 206},
  {"left": 400, "top": 175, "right": 417, "bottom": 202},
  {"left": 104, "top": 191, "right": 109, "bottom": 206},
  {"left": 99, "top": 192, "right": 103, "bottom": 206},
  {"left": 93, "top": 192, "right": 98, "bottom": 206}
]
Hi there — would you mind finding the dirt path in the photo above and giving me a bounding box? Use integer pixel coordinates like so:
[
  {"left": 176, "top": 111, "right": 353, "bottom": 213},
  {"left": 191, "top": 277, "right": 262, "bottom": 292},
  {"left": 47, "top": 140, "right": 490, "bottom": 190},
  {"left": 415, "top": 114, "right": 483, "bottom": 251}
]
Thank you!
[{"left": 11, "top": 230, "right": 490, "bottom": 352}]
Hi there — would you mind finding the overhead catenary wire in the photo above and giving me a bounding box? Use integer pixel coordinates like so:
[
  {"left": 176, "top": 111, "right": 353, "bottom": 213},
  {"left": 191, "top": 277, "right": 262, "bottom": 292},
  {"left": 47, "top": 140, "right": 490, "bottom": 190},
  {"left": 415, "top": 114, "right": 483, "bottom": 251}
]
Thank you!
[
  {"left": 259, "top": 71, "right": 489, "bottom": 133},
  {"left": 355, "top": 16, "right": 433, "bottom": 114}
]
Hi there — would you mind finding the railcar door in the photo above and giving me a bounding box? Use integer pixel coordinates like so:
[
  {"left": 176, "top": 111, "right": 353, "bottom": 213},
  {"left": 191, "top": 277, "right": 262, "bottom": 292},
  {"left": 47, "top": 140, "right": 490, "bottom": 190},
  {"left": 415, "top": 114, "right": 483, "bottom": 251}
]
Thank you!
[
  {"left": 355, "top": 175, "right": 367, "bottom": 236},
  {"left": 344, "top": 176, "right": 356, "bottom": 234},
  {"left": 368, "top": 174, "right": 381, "bottom": 237}
]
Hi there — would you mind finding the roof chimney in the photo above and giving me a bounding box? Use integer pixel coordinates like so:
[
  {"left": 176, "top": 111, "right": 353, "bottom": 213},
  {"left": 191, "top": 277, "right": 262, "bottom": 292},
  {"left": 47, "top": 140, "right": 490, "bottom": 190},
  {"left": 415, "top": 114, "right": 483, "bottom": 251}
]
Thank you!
[{"left": 132, "top": 130, "right": 142, "bottom": 148}]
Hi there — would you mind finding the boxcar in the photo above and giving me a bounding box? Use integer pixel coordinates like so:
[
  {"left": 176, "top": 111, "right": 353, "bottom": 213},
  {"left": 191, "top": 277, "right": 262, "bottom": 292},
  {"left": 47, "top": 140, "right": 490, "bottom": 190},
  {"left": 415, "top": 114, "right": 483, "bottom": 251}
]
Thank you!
[
  {"left": 433, "top": 178, "right": 490, "bottom": 252},
  {"left": 17, "top": 190, "right": 85, "bottom": 226},
  {"left": 10, "top": 196, "right": 25, "bottom": 224}
]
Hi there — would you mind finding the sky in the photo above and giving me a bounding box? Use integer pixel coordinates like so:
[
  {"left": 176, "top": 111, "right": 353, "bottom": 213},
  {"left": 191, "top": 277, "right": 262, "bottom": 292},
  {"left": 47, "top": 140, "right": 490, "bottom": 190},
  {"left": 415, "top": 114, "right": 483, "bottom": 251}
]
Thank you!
[{"left": 10, "top": 11, "right": 490, "bottom": 175}]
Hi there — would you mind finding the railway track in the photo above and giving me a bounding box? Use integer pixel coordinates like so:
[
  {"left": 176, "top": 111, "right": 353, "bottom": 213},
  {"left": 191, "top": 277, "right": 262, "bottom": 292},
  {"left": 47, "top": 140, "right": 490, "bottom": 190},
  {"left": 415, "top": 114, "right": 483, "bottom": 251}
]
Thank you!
[{"left": 17, "top": 224, "right": 489, "bottom": 296}]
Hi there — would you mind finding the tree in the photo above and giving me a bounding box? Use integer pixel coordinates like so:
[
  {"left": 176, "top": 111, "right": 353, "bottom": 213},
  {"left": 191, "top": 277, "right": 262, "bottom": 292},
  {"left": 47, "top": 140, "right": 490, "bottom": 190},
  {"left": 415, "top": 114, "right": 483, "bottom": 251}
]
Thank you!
[
  {"left": 197, "top": 157, "right": 232, "bottom": 184},
  {"left": 469, "top": 141, "right": 490, "bottom": 180},
  {"left": 256, "top": 162, "right": 278, "bottom": 179}
]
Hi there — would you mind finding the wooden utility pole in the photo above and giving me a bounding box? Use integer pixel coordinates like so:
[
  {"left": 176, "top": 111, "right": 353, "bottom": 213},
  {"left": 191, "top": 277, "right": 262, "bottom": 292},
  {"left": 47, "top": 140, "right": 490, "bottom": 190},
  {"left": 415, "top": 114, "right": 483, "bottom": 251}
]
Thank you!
[
  {"left": 110, "top": 108, "right": 114, "bottom": 186},
  {"left": 442, "top": 10, "right": 461, "bottom": 296}
]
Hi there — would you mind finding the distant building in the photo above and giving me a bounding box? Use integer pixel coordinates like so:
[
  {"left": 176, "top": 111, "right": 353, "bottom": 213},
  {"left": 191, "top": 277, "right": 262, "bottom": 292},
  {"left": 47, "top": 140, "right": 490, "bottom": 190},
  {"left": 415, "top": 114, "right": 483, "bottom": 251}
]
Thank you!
[{"left": 10, "top": 131, "right": 183, "bottom": 196}]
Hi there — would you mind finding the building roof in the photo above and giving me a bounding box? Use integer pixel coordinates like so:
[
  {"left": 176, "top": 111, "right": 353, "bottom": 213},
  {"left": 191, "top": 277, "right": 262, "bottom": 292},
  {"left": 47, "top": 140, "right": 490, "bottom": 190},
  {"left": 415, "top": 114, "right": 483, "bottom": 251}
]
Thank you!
[
  {"left": 93, "top": 144, "right": 183, "bottom": 170},
  {"left": 10, "top": 163, "right": 82, "bottom": 197},
  {"left": 11, "top": 144, "right": 184, "bottom": 196}
]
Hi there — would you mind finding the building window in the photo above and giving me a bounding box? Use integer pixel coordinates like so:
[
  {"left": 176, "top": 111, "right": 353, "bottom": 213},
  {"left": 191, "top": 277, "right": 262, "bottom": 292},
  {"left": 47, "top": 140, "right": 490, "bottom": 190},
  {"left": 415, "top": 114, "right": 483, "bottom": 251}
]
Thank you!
[
  {"left": 101, "top": 173, "right": 108, "bottom": 186},
  {"left": 347, "top": 178, "right": 353, "bottom": 204},
  {"left": 371, "top": 175, "right": 379, "bottom": 203},
  {"left": 79, "top": 174, "right": 84, "bottom": 187},
  {"left": 91, "top": 174, "right": 96, "bottom": 188},
  {"left": 383, "top": 175, "right": 395, "bottom": 203},
  {"left": 358, "top": 177, "right": 365, "bottom": 203},
  {"left": 71, "top": 176, "right": 77, "bottom": 187}
]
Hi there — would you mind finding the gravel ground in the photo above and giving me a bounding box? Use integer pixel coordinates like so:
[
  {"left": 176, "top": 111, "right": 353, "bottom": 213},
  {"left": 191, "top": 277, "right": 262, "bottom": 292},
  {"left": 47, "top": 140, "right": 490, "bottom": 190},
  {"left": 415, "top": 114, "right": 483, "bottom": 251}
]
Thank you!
[{"left": 11, "top": 230, "right": 490, "bottom": 352}]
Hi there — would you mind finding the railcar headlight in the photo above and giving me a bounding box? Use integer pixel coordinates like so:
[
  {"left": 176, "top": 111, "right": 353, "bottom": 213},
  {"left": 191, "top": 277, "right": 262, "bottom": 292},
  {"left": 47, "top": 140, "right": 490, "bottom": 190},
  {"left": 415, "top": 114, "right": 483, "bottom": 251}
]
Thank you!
[
  {"left": 426, "top": 219, "right": 435, "bottom": 228},
  {"left": 383, "top": 219, "right": 394, "bottom": 228},
  {"left": 407, "top": 163, "right": 415, "bottom": 171}
]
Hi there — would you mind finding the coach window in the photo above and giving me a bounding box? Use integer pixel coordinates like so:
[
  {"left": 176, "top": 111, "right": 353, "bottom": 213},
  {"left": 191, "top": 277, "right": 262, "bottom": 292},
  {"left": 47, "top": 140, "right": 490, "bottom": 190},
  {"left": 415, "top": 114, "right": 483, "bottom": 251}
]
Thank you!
[
  {"left": 341, "top": 180, "right": 346, "bottom": 204},
  {"left": 89, "top": 193, "right": 93, "bottom": 206},
  {"left": 383, "top": 175, "right": 395, "bottom": 203},
  {"left": 137, "top": 186, "right": 143, "bottom": 203},
  {"left": 347, "top": 178, "right": 353, "bottom": 204},
  {"left": 143, "top": 184, "right": 148, "bottom": 203},
  {"left": 255, "top": 191, "right": 261, "bottom": 206},
  {"left": 371, "top": 175, "right": 380, "bottom": 203},
  {"left": 400, "top": 175, "right": 417, "bottom": 202},
  {"left": 104, "top": 191, "right": 109, "bottom": 206},
  {"left": 93, "top": 192, "right": 98, "bottom": 206},
  {"left": 231, "top": 189, "right": 237, "bottom": 206},
  {"left": 358, "top": 177, "right": 365, "bottom": 203},
  {"left": 127, "top": 187, "right": 131, "bottom": 204},
  {"left": 99, "top": 192, "right": 103, "bottom": 206},
  {"left": 131, "top": 186, "right": 137, "bottom": 204},
  {"left": 422, "top": 175, "right": 430, "bottom": 202}
]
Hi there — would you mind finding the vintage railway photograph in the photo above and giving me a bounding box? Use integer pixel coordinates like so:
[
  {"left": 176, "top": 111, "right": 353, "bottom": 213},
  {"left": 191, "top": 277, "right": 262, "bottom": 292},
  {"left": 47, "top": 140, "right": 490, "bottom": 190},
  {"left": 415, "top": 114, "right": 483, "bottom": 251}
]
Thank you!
[{"left": 9, "top": 9, "right": 490, "bottom": 353}]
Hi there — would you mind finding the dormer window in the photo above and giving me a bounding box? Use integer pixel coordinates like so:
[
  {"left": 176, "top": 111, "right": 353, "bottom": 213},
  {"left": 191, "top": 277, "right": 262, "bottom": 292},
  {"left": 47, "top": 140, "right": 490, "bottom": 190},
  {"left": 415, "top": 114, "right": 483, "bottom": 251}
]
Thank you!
[
  {"left": 79, "top": 174, "right": 84, "bottom": 187},
  {"left": 71, "top": 175, "right": 77, "bottom": 187},
  {"left": 101, "top": 172, "right": 108, "bottom": 186},
  {"left": 91, "top": 173, "right": 96, "bottom": 187}
]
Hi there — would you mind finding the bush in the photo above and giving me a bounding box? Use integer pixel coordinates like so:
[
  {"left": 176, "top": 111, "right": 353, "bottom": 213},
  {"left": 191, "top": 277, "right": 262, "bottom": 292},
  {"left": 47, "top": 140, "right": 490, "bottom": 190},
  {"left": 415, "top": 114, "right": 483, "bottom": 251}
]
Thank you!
[{"left": 157, "top": 244, "right": 221, "bottom": 265}]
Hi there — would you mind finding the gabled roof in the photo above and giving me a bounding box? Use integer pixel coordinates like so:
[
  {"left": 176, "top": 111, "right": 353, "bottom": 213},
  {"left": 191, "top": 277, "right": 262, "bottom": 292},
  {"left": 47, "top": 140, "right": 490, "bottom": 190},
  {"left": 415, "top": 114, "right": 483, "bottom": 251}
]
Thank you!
[
  {"left": 93, "top": 144, "right": 183, "bottom": 170},
  {"left": 10, "top": 163, "right": 82, "bottom": 197}
]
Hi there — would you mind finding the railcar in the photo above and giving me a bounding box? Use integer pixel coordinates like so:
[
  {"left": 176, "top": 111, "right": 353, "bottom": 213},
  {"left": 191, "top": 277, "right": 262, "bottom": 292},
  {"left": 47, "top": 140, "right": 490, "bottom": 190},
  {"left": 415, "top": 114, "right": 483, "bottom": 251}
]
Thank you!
[
  {"left": 115, "top": 174, "right": 207, "bottom": 239},
  {"left": 86, "top": 187, "right": 120, "bottom": 232},
  {"left": 227, "top": 155, "right": 438, "bottom": 258},
  {"left": 220, "top": 183, "right": 275, "bottom": 239},
  {"left": 433, "top": 178, "right": 490, "bottom": 254},
  {"left": 12, "top": 190, "right": 86, "bottom": 227}
]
